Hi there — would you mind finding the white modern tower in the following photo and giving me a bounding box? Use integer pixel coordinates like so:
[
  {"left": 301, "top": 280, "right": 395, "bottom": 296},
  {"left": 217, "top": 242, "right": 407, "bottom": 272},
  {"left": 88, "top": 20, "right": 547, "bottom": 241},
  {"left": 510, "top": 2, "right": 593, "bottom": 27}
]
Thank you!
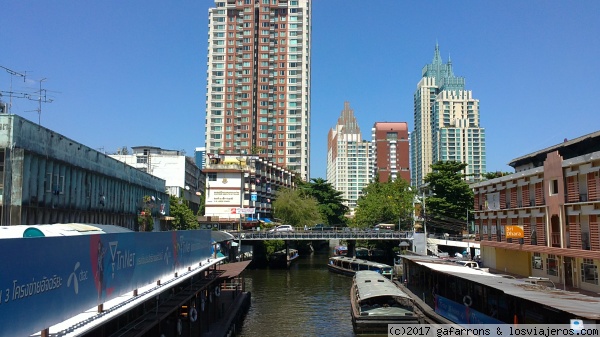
[
  {"left": 204, "top": 0, "right": 312, "bottom": 180},
  {"left": 327, "top": 102, "right": 371, "bottom": 210},
  {"left": 411, "top": 44, "right": 486, "bottom": 187}
]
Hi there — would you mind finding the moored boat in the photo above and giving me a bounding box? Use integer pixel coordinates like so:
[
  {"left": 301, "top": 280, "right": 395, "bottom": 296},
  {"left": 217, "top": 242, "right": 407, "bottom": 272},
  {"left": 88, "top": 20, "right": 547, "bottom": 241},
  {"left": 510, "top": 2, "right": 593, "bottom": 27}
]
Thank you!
[
  {"left": 351, "top": 271, "right": 423, "bottom": 334},
  {"left": 328, "top": 256, "right": 393, "bottom": 279},
  {"left": 269, "top": 248, "right": 299, "bottom": 268},
  {"left": 334, "top": 245, "right": 348, "bottom": 256}
]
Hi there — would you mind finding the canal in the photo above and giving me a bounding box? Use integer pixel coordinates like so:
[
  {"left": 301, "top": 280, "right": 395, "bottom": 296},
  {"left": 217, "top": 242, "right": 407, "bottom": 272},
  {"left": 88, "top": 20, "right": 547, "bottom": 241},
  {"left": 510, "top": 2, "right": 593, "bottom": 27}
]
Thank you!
[{"left": 238, "top": 251, "right": 359, "bottom": 337}]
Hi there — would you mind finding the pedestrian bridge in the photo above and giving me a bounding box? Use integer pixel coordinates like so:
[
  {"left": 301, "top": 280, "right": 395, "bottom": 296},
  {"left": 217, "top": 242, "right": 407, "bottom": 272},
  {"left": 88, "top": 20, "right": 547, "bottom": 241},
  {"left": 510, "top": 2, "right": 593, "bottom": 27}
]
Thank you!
[{"left": 230, "top": 230, "right": 412, "bottom": 241}]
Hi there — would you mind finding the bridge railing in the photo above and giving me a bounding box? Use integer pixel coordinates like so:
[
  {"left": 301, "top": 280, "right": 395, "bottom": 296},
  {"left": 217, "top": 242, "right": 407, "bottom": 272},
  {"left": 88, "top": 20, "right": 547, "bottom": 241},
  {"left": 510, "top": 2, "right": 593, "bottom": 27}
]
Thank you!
[{"left": 230, "top": 230, "right": 412, "bottom": 240}]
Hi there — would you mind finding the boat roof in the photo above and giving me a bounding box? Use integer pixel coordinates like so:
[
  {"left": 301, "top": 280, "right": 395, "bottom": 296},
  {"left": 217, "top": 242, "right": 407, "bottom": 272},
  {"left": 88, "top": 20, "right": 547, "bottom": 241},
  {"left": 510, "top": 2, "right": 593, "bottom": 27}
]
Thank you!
[
  {"left": 0, "top": 223, "right": 133, "bottom": 238},
  {"left": 330, "top": 256, "right": 392, "bottom": 269},
  {"left": 354, "top": 271, "right": 411, "bottom": 301},
  {"left": 401, "top": 255, "right": 600, "bottom": 320}
]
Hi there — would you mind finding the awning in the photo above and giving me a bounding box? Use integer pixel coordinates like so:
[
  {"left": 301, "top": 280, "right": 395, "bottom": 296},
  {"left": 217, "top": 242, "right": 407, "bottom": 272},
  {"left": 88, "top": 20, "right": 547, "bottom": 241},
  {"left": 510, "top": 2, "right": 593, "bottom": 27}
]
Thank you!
[{"left": 217, "top": 260, "right": 252, "bottom": 279}]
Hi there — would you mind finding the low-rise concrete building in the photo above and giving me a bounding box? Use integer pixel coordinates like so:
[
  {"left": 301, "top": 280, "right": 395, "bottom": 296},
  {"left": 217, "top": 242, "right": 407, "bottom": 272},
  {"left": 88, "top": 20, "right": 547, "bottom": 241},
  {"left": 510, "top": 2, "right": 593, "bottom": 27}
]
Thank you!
[
  {"left": 0, "top": 114, "right": 169, "bottom": 229},
  {"left": 202, "top": 154, "right": 295, "bottom": 229},
  {"left": 110, "top": 146, "right": 203, "bottom": 214},
  {"left": 471, "top": 130, "right": 600, "bottom": 293}
]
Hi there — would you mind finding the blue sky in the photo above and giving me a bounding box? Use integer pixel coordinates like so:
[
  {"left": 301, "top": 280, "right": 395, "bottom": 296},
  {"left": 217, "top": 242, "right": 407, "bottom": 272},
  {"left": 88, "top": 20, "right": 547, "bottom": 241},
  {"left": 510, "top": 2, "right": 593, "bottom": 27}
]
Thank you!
[{"left": 2, "top": 1, "right": 599, "bottom": 180}]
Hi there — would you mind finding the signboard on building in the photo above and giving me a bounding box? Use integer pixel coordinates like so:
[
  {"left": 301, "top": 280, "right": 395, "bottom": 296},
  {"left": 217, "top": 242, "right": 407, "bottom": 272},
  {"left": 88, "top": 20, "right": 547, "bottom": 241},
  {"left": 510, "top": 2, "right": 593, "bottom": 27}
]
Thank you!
[
  {"left": 206, "top": 189, "right": 240, "bottom": 205},
  {"left": 231, "top": 207, "right": 256, "bottom": 215},
  {"left": 505, "top": 225, "right": 524, "bottom": 239}
]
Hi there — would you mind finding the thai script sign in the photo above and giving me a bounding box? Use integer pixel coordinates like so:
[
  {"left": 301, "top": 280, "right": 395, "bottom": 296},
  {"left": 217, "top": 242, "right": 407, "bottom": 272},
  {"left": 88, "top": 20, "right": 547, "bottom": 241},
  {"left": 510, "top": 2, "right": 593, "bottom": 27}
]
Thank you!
[{"left": 0, "top": 230, "right": 211, "bottom": 337}]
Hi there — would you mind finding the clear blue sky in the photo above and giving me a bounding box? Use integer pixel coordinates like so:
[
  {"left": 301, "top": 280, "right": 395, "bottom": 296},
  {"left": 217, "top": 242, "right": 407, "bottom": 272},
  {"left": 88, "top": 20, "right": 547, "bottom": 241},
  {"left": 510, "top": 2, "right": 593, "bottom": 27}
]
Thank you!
[{"left": 3, "top": 1, "right": 599, "bottom": 180}]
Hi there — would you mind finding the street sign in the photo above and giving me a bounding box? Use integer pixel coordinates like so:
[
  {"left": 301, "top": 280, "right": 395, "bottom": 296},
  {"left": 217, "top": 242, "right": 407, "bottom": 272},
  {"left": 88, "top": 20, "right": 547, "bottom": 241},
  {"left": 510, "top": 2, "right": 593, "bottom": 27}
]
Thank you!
[{"left": 230, "top": 207, "right": 256, "bottom": 215}]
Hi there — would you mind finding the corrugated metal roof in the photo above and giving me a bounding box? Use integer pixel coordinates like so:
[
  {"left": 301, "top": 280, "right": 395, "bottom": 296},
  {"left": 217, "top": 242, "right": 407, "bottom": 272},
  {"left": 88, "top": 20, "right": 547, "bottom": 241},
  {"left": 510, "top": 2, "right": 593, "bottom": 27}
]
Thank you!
[
  {"left": 354, "top": 271, "right": 411, "bottom": 301},
  {"left": 217, "top": 260, "right": 252, "bottom": 279},
  {"left": 402, "top": 255, "right": 600, "bottom": 320}
]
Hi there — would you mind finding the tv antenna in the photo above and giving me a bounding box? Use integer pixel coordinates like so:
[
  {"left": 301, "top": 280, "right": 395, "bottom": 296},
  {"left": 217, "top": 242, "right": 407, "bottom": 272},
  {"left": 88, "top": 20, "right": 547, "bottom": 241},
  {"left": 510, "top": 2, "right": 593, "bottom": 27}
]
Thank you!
[
  {"left": 0, "top": 65, "right": 27, "bottom": 114},
  {"left": 24, "top": 78, "right": 54, "bottom": 126}
]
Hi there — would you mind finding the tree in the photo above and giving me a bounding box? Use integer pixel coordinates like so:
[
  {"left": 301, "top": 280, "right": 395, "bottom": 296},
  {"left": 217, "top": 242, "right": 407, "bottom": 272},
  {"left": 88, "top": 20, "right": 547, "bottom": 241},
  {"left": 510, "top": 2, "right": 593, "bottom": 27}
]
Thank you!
[
  {"left": 138, "top": 195, "right": 155, "bottom": 232},
  {"left": 353, "top": 178, "right": 414, "bottom": 230},
  {"left": 272, "top": 187, "right": 322, "bottom": 228},
  {"left": 483, "top": 171, "right": 513, "bottom": 180},
  {"left": 169, "top": 195, "right": 199, "bottom": 230},
  {"left": 297, "top": 178, "right": 349, "bottom": 226},
  {"left": 423, "top": 161, "right": 474, "bottom": 233},
  {"left": 197, "top": 192, "right": 205, "bottom": 216}
]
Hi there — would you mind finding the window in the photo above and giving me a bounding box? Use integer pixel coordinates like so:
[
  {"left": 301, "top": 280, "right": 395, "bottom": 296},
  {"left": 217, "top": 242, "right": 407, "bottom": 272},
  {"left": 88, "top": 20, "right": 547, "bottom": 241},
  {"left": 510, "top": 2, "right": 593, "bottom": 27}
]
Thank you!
[
  {"left": 208, "top": 173, "right": 217, "bottom": 181},
  {"left": 581, "top": 259, "right": 598, "bottom": 285},
  {"left": 546, "top": 255, "right": 558, "bottom": 276},
  {"left": 532, "top": 253, "right": 543, "bottom": 270},
  {"left": 550, "top": 179, "right": 559, "bottom": 195}
]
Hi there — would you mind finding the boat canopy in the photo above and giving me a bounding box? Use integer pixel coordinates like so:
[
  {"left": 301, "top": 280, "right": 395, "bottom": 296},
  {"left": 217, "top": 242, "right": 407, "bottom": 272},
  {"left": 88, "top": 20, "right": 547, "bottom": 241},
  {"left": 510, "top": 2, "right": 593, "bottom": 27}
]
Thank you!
[{"left": 354, "top": 271, "right": 411, "bottom": 301}]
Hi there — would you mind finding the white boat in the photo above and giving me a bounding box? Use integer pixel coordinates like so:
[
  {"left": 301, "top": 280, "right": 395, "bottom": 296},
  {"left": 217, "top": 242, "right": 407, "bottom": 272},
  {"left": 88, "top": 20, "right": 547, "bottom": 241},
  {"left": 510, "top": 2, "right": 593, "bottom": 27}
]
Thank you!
[{"left": 328, "top": 256, "right": 393, "bottom": 279}]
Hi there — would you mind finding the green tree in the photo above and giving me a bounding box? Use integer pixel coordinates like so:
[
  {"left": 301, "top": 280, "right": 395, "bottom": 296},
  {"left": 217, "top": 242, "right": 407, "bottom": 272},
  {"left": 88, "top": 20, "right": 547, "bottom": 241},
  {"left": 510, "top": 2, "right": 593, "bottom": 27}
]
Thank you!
[
  {"left": 272, "top": 187, "right": 322, "bottom": 228},
  {"left": 483, "top": 171, "right": 513, "bottom": 180},
  {"left": 423, "top": 161, "right": 474, "bottom": 233},
  {"left": 197, "top": 192, "right": 205, "bottom": 216},
  {"left": 353, "top": 178, "right": 414, "bottom": 230},
  {"left": 169, "top": 195, "right": 199, "bottom": 230},
  {"left": 298, "top": 178, "right": 349, "bottom": 226}
]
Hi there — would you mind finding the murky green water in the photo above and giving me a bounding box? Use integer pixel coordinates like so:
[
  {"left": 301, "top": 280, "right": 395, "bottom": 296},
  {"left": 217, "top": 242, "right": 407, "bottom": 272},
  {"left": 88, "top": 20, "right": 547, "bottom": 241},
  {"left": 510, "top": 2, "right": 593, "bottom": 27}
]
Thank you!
[{"left": 239, "top": 252, "right": 358, "bottom": 337}]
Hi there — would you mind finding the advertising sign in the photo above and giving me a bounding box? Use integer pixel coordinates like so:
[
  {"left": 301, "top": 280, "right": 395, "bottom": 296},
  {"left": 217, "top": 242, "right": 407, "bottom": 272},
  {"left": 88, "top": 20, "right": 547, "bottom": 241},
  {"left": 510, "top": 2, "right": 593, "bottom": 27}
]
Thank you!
[
  {"left": 0, "top": 230, "right": 211, "bottom": 337},
  {"left": 505, "top": 225, "right": 525, "bottom": 239},
  {"left": 230, "top": 207, "right": 256, "bottom": 214},
  {"left": 206, "top": 189, "right": 240, "bottom": 204}
]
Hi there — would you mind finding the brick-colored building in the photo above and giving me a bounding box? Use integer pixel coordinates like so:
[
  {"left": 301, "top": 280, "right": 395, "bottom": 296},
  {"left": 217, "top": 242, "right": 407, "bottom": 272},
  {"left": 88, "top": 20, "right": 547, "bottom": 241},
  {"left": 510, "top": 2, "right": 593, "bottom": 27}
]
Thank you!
[{"left": 471, "top": 131, "right": 600, "bottom": 293}]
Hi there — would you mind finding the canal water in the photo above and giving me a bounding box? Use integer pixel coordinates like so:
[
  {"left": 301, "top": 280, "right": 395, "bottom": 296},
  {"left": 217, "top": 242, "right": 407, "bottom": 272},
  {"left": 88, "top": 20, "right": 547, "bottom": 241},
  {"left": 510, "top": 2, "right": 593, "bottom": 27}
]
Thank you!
[{"left": 238, "top": 251, "right": 359, "bottom": 337}]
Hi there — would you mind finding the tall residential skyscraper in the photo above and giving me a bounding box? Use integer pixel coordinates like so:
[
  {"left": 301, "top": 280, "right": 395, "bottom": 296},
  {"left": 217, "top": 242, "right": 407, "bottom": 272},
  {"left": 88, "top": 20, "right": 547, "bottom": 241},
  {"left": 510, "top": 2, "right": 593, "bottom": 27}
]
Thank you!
[
  {"left": 327, "top": 102, "right": 371, "bottom": 210},
  {"left": 371, "top": 122, "right": 410, "bottom": 183},
  {"left": 204, "top": 0, "right": 312, "bottom": 180},
  {"left": 411, "top": 44, "right": 486, "bottom": 187}
]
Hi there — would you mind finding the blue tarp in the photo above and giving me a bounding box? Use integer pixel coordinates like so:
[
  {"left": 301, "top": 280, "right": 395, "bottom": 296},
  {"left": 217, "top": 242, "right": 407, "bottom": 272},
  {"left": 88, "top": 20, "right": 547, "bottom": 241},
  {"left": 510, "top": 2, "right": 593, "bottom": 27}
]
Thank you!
[{"left": 262, "top": 218, "right": 272, "bottom": 223}]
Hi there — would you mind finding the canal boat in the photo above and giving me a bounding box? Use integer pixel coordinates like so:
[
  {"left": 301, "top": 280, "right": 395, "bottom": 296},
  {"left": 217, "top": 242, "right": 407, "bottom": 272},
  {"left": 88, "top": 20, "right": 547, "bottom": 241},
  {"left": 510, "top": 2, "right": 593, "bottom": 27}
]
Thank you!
[
  {"left": 269, "top": 248, "right": 299, "bottom": 268},
  {"left": 334, "top": 245, "right": 348, "bottom": 256},
  {"left": 328, "top": 256, "right": 393, "bottom": 279},
  {"left": 350, "top": 271, "right": 422, "bottom": 334}
]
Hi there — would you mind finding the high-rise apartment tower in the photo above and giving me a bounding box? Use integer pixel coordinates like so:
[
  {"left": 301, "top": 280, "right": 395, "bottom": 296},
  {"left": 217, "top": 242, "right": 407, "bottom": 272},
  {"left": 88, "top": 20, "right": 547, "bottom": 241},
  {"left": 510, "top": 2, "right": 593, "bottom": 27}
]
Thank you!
[
  {"left": 204, "top": 0, "right": 312, "bottom": 180},
  {"left": 411, "top": 44, "right": 486, "bottom": 187},
  {"left": 371, "top": 122, "right": 410, "bottom": 183},
  {"left": 326, "top": 102, "right": 371, "bottom": 210}
]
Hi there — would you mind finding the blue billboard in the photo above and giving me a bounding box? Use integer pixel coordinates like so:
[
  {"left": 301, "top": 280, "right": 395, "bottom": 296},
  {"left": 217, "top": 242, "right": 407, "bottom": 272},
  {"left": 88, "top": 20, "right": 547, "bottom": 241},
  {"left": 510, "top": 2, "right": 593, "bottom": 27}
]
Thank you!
[
  {"left": 0, "top": 230, "right": 212, "bottom": 337},
  {"left": 435, "top": 295, "right": 504, "bottom": 325}
]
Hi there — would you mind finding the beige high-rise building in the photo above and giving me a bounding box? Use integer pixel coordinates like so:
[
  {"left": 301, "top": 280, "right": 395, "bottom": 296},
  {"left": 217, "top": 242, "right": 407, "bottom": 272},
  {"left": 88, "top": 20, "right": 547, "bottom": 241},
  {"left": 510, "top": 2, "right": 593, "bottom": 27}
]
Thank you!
[
  {"left": 204, "top": 0, "right": 311, "bottom": 180},
  {"left": 327, "top": 102, "right": 371, "bottom": 210}
]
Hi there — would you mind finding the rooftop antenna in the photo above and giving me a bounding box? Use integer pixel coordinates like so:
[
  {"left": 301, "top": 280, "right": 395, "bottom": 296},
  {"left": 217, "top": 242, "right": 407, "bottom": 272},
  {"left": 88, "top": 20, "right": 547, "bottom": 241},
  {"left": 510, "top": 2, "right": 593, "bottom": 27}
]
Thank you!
[
  {"left": 24, "top": 77, "right": 54, "bottom": 127},
  {"left": 1, "top": 65, "right": 27, "bottom": 114}
]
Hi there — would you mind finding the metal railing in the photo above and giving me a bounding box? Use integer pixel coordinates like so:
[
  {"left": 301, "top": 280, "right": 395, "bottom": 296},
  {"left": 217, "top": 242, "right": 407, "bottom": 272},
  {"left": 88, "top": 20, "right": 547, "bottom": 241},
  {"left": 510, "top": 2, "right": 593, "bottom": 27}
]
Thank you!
[{"left": 230, "top": 230, "right": 412, "bottom": 241}]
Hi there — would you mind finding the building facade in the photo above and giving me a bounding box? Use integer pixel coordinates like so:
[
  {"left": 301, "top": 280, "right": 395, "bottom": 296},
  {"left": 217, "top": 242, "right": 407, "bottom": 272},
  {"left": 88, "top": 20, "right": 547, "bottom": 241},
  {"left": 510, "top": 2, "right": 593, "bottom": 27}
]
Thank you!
[
  {"left": 202, "top": 153, "right": 295, "bottom": 228},
  {"left": 326, "top": 102, "right": 371, "bottom": 210},
  {"left": 204, "top": 0, "right": 312, "bottom": 180},
  {"left": 471, "top": 131, "right": 600, "bottom": 293},
  {"left": 110, "top": 146, "right": 203, "bottom": 214},
  {"left": 411, "top": 43, "right": 486, "bottom": 187},
  {"left": 195, "top": 146, "right": 207, "bottom": 170},
  {"left": 0, "top": 115, "right": 169, "bottom": 229},
  {"left": 371, "top": 122, "right": 410, "bottom": 183}
]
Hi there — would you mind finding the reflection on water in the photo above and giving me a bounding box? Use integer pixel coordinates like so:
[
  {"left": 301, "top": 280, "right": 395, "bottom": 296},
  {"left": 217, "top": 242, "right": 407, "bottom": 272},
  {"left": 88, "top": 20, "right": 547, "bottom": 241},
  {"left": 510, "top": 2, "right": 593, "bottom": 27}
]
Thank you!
[{"left": 239, "top": 252, "right": 356, "bottom": 337}]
